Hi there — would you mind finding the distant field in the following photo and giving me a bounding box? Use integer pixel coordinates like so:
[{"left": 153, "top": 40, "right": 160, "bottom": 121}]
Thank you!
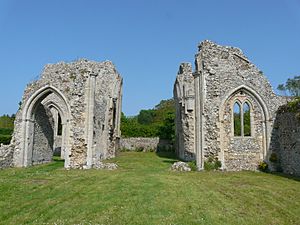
[{"left": 0, "top": 152, "right": 299, "bottom": 224}]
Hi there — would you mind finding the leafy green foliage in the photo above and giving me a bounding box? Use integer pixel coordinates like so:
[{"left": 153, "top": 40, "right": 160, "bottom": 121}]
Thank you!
[
  {"left": 204, "top": 157, "right": 222, "bottom": 171},
  {"left": 277, "top": 97, "right": 300, "bottom": 121},
  {"left": 0, "top": 114, "right": 15, "bottom": 144},
  {"left": 158, "top": 111, "right": 175, "bottom": 141},
  {"left": 258, "top": 161, "right": 269, "bottom": 172},
  {"left": 234, "top": 103, "right": 251, "bottom": 136},
  {"left": 137, "top": 109, "right": 156, "bottom": 124},
  {"left": 0, "top": 114, "right": 15, "bottom": 129},
  {"left": 0, "top": 135, "right": 11, "bottom": 145},
  {"left": 233, "top": 103, "right": 241, "bottom": 136},
  {"left": 243, "top": 104, "right": 251, "bottom": 136},
  {"left": 277, "top": 75, "right": 300, "bottom": 96},
  {"left": 269, "top": 153, "right": 278, "bottom": 163},
  {"left": 120, "top": 114, "right": 159, "bottom": 138},
  {"left": 0, "top": 128, "right": 13, "bottom": 135},
  {"left": 187, "top": 160, "right": 197, "bottom": 171},
  {"left": 234, "top": 113, "right": 241, "bottom": 136},
  {"left": 286, "top": 97, "right": 300, "bottom": 112},
  {"left": 121, "top": 99, "right": 175, "bottom": 141}
]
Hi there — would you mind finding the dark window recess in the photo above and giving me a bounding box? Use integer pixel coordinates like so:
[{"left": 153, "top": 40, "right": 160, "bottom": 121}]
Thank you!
[{"left": 57, "top": 114, "right": 62, "bottom": 136}]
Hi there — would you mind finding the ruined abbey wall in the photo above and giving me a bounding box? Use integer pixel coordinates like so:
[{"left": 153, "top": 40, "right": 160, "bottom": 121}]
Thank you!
[
  {"left": 119, "top": 137, "right": 173, "bottom": 152},
  {"left": 175, "top": 41, "right": 289, "bottom": 171},
  {"left": 31, "top": 103, "right": 55, "bottom": 165},
  {"left": 271, "top": 109, "right": 300, "bottom": 176},
  {"left": 174, "top": 63, "right": 195, "bottom": 161},
  {"left": 0, "top": 145, "right": 13, "bottom": 168},
  {"left": 1, "top": 59, "right": 122, "bottom": 169}
]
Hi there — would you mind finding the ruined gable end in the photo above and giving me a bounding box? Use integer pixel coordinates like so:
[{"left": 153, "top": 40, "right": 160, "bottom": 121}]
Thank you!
[
  {"left": 174, "top": 40, "right": 289, "bottom": 171},
  {"left": 0, "top": 59, "right": 122, "bottom": 169}
]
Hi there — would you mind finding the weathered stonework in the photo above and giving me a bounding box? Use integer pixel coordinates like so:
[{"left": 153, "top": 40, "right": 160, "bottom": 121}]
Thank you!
[
  {"left": 0, "top": 144, "right": 13, "bottom": 168},
  {"left": 174, "top": 63, "right": 195, "bottom": 161},
  {"left": 171, "top": 161, "right": 191, "bottom": 172},
  {"left": 174, "top": 40, "right": 290, "bottom": 171},
  {"left": 119, "top": 137, "right": 173, "bottom": 152},
  {"left": 271, "top": 109, "right": 300, "bottom": 176},
  {"left": 2, "top": 59, "right": 122, "bottom": 169}
]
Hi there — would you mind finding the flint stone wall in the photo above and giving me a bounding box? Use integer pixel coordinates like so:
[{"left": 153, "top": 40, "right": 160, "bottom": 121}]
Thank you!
[
  {"left": 8, "top": 59, "right": 122, "bottom": 169},
  {"left": 174, "top": 63, "right": 196, "bottom": 161},
  {"left": 271, "top": 110, "right": 300, "bottom": 176},
  {"left": 119, "top": 137, "right": 173, "bottom": 151},
  {"left": 174, "top": 40, "right": 289, "bottom": 171},
  {"left": 0, "top": 145, "right": 13, "bottom": 168},
  {"left": 31, "top": 103, "right": 55, "bottom": 165}
]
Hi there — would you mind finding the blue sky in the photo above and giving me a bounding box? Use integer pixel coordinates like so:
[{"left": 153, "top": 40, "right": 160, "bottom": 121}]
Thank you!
[{"left": 0, "top": 0, "right": 300, "bottom": 116}]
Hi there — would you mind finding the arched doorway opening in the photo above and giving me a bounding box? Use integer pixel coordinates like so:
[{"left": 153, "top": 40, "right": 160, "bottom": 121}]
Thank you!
[{"left": 21, "top": 86, "right": 70, "bottom": 168}]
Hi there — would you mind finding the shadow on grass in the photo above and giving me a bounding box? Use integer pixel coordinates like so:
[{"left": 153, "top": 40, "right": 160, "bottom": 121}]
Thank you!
[
  {"left": 39, "top": 156, "right": 65, "bottom": 171},
  {"left": 156, "top": 151, "right": 178, "bottom": 164},
  {"left": 53, "top": 157, "right": 64, "bottom": 162},
  {"left": 269, "top": 171, "right": 300, "bottom": 182}
]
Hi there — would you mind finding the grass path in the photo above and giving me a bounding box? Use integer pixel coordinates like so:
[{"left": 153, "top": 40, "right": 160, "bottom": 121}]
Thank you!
[{"left": 0, "top": 151, "right": 299, "bottom": 224}]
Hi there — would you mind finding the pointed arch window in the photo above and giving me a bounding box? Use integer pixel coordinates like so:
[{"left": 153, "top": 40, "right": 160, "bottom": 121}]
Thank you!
[
  {"left": 233, "top": 101, "right": 251, "bottom": 137},
  {"left": 233, "top": 102, "right": 241, "bottom": 136},
  {"left": 243, "top": 102, "right": 251, "bottom": 136}
]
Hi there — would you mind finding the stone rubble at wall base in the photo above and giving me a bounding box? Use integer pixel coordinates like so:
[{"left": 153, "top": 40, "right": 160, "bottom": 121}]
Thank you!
[
  {"left": 171, "top": 161, "right": 191, "bottom": 172},
  {"left": 93, "top": 162, "right": 118, "bottom": 170}
]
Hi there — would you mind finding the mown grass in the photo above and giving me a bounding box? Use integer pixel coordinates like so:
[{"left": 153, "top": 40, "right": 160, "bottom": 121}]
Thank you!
[{"left": 0, "top": 151, "right": 300, "bottom": 225}]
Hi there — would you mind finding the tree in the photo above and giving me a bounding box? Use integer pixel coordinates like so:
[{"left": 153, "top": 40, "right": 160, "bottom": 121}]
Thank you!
[
  {"left": 277, "top": 76, "right": 300, "bottom": 96},
  {"left": 0, "top": 114, "right": 15, "bottom": 144},
  {"left": 158, "top": 111, "right": 175, "bottom": 142},
  {"left": 120, "top": 98, "right": 175, "bottom": 141},
  {"left": 277, "top": 84, "right": 286, "bottom": 96},
  {"left": 137, "top": 110, "right": 156, "bottom": 125}
]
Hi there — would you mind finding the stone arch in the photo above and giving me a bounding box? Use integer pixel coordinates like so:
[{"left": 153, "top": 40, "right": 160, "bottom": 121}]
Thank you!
[
  {"left": 42, "top": 100, "right": 67, "bottom": 159},
  {"left": 220, "top": 85, "right": 270, "bottom": 122},
  {"left": 19, "top": 85, "right": 71, "bottom": 168},
  {"left": 219, "top": 85, "right": 269, "bottom": 170}
]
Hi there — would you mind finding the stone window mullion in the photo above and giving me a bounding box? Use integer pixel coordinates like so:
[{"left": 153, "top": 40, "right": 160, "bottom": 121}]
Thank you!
[{"left": 241, "top": 103, "right": 244, "bottom": 136}]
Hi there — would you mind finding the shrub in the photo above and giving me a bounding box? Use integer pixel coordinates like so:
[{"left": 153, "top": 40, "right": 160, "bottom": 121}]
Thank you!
[
  {"left": 0, "top": 128, "right": 13, "bottom": 136},
  {"left": 215, "top": 160, "right": 222, "bottom": 169},
  {"left": 258, "top": 161, "right": 268, "bottom": 172},
  {"left": 187, "top": 161, "right": 197, "bottom": 171},
  {"left": 136, "top": 147, "right": 144, "bottom": 152},
  {"left": 119, "top": 148, "right": 130, "bottom": 152},
  {"left": 0, "top": 135, "right": 11, "bottom": 145},
  {"left": 269, "top": 153, "right": 278, "bottom": 163},
  {"left": 204, "top": 157, "right": 222, "bottom": 171}
]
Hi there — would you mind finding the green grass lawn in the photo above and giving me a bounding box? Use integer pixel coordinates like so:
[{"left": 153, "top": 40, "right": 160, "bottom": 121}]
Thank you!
[{"left": 0, "top": 151, "right": 300, "bottom": 225}]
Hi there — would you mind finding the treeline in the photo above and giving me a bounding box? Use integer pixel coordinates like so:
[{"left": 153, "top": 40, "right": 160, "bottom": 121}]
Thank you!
[
  {"left": 121, "top": 99, "right": 175, "bottom": 141},
  {"left": 277, "top": 75, "right": 300, "bottom": 96},
  {"left": 0, "top": 114, "right": 15, "bottom": 145}
]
